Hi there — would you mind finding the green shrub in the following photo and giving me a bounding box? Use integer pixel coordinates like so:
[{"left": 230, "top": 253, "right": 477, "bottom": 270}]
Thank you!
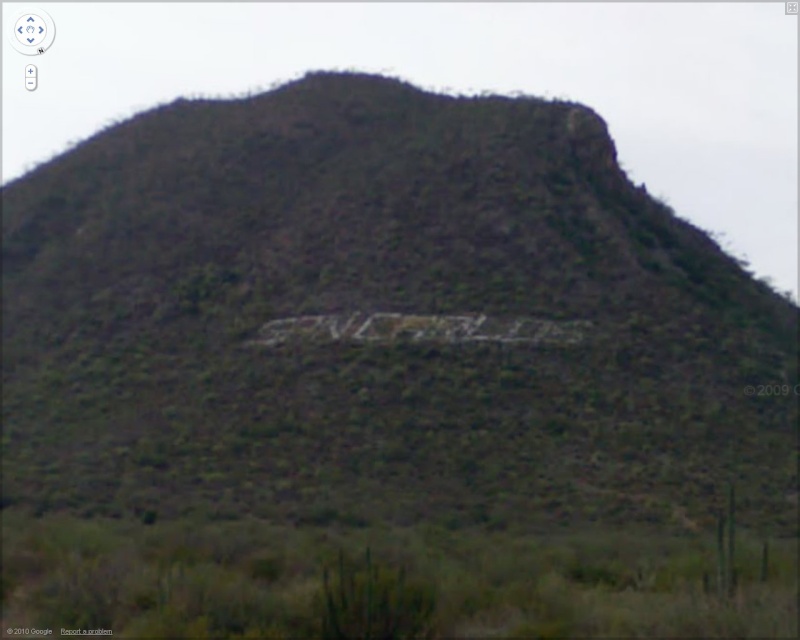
[
  {"left": 146, "top": 562, "right": 280, "bottom": 637},
  {"left": 31, "top": 551, "right": 129, "bottom": 629},
  {"left": 567, "top": 562, "right": 630, "bottom": 590},
  {"left": 508, "top": 619, "right": 573, "bottom": 639},
  {"left": 510, "top": 572, "right": 579, "bottom": 639},
  {"left": 1, "top": 571, "right": 15, "bottom": 606},
  {"left": 249, "top": 554, "right": 284, "bottom": 583}
]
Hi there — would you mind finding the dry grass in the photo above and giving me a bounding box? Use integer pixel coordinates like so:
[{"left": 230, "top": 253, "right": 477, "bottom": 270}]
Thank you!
[{"left": 2, "top": 512, "right": 796, "bottom": 639}]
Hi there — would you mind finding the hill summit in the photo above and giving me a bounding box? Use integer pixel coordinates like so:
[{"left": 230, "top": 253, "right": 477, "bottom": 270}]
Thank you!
[{"left": 2, "top": 71, "right": 797, "bottom": 534}]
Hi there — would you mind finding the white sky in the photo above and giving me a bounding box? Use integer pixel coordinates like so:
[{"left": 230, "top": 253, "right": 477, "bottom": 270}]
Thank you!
[{"left": 2, "top": 2, "right": 798, "bottom": 302}]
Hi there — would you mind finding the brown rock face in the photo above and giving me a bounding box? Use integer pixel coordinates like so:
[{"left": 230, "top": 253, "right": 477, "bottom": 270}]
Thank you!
[{"left": 566, "top": 106, "right": 625, "bottom": 191}]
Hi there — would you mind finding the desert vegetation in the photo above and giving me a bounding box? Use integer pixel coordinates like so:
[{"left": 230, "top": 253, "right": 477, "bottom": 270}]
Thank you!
[{"left": 2, "top": 507, "right": 797, "bottom": 639}]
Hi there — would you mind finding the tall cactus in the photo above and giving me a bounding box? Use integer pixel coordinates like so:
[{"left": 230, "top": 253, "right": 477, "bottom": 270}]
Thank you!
[
  {"left": 716, "top": 509, "right": 725, "bottom": 598},
  {"left": 321, "top": 546, "right": 436, "bottom": 639},
  {"left": 710, "top": 484, "right": 770, "bottom": 599},
  {"left": 727, "top": 482, "right": 736, "bottom": 597},
  {"left": 714, "top": 482, "right": 737, "bottom": 600}
]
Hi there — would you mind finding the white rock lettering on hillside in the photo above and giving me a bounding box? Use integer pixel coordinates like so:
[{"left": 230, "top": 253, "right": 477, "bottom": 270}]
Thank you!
[{"left": 245, "top": 312, "right": 593, "bottom": 347}]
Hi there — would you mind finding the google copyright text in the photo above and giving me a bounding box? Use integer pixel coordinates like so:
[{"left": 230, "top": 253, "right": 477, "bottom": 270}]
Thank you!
[{"left": 743, "top": 384, "right": 800, "bottom": 397}]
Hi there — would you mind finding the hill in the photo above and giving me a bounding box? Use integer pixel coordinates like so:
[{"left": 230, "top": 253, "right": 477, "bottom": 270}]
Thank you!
[{"left": 2, "top": 71, "right": 797, "bottom": 535}]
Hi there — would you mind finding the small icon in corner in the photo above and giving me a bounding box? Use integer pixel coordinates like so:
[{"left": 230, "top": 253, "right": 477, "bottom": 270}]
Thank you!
[
  {"left": 787, "top": 2, "right": 799, "bottom": 15},
  {"left": 37, "top": 47, "right": 44, "bottom": 54}
]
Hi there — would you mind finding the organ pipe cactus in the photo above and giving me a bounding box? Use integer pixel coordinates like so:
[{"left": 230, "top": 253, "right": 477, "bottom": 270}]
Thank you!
[
  {"left": 321, "top": 546, "right": 437, "bottom": 639},
  {"left": 715, "top": 482, "right": 737, "bottom": 599},
  {"left": 707, "top": 482, "right": 771, "bottom": 599}
]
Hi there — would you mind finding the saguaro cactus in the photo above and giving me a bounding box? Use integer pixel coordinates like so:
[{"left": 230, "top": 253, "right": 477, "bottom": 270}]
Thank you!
[{"left": 715, "top": 482, "right": 737, "bottom": 599}]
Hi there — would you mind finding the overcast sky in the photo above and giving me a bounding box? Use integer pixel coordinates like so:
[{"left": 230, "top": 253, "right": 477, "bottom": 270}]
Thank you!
[{"left": 2, "top": 2, "right": 798, "bottom": 302}]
